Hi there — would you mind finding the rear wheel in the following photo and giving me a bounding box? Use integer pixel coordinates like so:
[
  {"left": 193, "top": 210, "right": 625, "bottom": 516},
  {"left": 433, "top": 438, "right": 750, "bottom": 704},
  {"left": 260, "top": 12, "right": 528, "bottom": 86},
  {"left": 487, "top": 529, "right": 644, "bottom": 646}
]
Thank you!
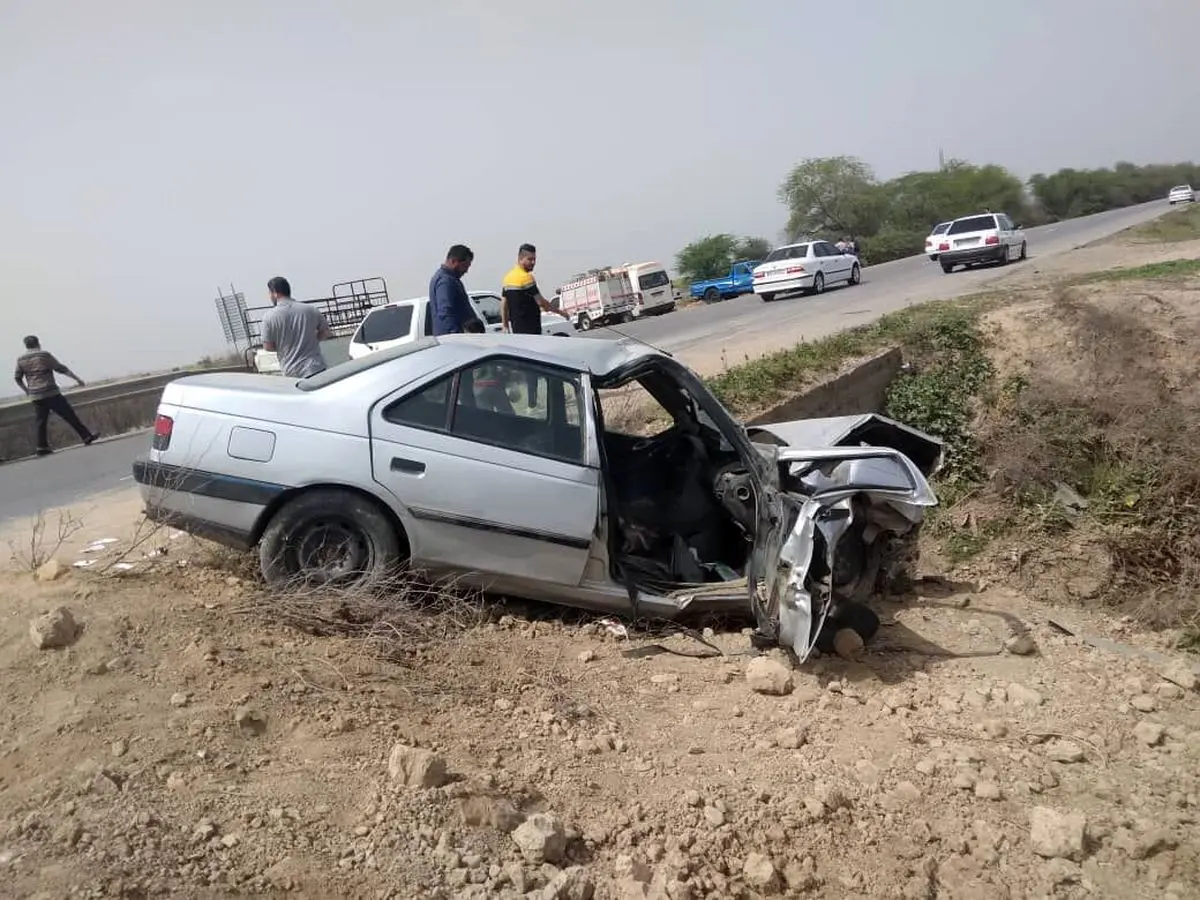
[
  {"left": 941, "top": 262, "right": 954, "bottom": 274},
  {"left": 578, "top": 313, "right": 593, "bottom": 331},
  {"left": 1019, "top": 241, "right": 1028, "bottom": 261},
  {"left": 810, "top": 272, "right": 825, "bottom": 296},
  {"left": 258, "top": 488, "right": 405, "bottom": 588},
  {"left": 760, "top": 292, "right": 775, "bottom": 302},
  {"left": 848, "top": 263, "right": 861, "bottom": 286},
  {"left": 703, "top": 287, "right": 721, "bottom": 303}
]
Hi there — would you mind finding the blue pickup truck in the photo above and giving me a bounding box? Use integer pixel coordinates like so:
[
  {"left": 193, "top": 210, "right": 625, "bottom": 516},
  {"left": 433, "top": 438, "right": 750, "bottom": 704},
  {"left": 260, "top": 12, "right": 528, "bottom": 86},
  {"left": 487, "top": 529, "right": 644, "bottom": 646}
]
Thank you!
[{"left": 688, "top": 260, "right": 760, "bottom": 302}]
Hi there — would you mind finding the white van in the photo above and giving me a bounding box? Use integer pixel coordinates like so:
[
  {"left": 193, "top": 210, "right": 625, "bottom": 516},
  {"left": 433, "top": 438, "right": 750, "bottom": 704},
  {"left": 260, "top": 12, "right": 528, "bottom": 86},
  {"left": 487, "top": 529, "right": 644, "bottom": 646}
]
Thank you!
[{"left": 619, "top": 261, "right": 676, "bottom": 316}]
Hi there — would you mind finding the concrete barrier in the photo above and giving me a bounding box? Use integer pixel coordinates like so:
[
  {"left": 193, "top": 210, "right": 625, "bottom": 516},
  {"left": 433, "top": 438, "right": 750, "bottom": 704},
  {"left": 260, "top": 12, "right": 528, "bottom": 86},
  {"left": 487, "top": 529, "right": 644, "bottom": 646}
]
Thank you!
[
  {"left": 746, "top": 347, "right": 903, "bottom": 425},
  {"left": 0, "top": 365, "right": 246, "bottom": 462}
]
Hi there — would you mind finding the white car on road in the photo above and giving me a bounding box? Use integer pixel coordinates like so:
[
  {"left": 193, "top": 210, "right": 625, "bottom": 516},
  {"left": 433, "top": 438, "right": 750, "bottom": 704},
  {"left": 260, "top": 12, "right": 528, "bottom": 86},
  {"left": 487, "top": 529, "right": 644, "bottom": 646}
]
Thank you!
[
  {"left": 935, "top": 213, "right": 1027, "bottom": 274},
  {"left": 1168, "top": 184, "right": 1195, "bottom": 205},
  {"left": 751, "top": 240, "right": 862, "bottom": 301},
  {"left": 924, "top": 221, "right": 952, "bottom": 261},
  {"left": 348, "top": 292, "right": 572, "bottom": 360}
]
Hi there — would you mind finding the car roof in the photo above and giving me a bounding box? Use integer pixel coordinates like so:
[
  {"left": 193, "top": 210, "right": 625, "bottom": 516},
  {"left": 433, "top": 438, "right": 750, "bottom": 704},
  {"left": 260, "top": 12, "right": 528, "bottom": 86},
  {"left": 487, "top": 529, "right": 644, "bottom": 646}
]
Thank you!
[
  {"left": 953, "top": 212, "right": 1000, "bottom": 221},
  {"left": 375, "top": 289, "right": 499, "bottom": 311},
  {"left": 436, "top": 333, "right": 663, "bottom": 374}
]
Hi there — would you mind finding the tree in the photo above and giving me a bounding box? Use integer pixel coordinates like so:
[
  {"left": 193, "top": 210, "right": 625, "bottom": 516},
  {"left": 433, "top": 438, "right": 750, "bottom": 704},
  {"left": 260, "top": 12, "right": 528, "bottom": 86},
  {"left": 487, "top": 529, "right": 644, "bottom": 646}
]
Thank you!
[
  {"left": 778, "top": 156, "right": 886, "bottom": 241},
  {"left": 675, "top": 234, "right": 772, "bottom": 282},
  {"left": 1029, "top": 161, "right": 1200, "bottom": 221}
]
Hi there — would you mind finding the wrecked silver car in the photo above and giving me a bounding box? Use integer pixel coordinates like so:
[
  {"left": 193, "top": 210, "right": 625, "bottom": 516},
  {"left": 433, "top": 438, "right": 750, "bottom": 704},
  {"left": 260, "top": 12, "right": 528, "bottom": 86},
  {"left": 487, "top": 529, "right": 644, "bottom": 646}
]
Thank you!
[{"left": 133, "top": 334, "right": 942, "bottom": 658}]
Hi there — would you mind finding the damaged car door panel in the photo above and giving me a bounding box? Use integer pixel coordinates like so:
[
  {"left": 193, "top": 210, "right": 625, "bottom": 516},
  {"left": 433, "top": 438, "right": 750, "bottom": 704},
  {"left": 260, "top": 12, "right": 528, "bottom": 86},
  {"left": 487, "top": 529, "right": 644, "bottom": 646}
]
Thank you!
[{"left": 132, "top": 336, "right": 944, "bottom": 657}]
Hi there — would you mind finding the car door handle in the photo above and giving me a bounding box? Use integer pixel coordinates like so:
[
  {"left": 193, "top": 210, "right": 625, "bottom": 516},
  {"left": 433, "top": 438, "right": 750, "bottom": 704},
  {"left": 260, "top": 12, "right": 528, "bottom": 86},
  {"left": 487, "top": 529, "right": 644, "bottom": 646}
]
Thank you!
[{"left": 390, "top": 457, "right": 426, "bottom": 475}]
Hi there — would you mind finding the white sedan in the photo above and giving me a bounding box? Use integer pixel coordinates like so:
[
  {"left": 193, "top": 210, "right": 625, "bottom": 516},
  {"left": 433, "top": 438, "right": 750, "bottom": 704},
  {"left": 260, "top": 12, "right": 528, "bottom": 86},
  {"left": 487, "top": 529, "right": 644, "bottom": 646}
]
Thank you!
[
  {"left": 924, "top": 221, "right": 952, "bottom": 261},
  {"left": 751, "top": 240, "right": 862, "bottom": 301},
  {"left": 1168, "top": 184, "right": 1195, "bottom": 205}
]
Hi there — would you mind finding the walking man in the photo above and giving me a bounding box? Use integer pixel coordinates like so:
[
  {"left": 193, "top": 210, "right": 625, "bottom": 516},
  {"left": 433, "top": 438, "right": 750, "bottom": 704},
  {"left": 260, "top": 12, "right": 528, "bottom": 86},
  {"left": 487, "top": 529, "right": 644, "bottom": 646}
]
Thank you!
[
  {"left": 500, "top": 243, "right": 567, "bottom": 405},
  {"left": 429, "top": 244, "right": 484, "bottom": 335},
  {"left": 261, "top": 277, "right": 333, "bottom": 378},
  {"left": 13, "top": 335, "right": 97, "bottom": 457}
]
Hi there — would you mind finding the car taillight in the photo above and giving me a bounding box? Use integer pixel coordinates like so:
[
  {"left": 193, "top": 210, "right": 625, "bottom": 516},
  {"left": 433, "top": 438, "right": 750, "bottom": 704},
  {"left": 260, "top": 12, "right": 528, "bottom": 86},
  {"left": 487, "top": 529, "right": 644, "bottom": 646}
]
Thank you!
[
  {"left": 786, "top": 266, "right": 806, "bottom": 274},
  {"left": 985, "top": 235, "right": 999, "bottom": 245},
  {"left": 753, "top": 271, "right": 764, "bottom": 279},
  {"left": 152, "top": 414, "right": 174, "bottom": 451},
  {"left": 938, "top": 242, "right": 949, "bottom": 252}
]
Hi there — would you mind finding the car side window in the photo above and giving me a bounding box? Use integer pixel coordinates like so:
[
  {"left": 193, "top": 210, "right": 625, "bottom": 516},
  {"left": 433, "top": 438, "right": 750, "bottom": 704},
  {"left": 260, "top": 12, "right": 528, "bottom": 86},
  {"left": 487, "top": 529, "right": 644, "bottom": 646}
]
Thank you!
[
  {"left": 813, "top": 242, "right": 829, "bottom": 257},
  {"left": 384, "top": 374, "right": 453, "bottom": 430},
  {"left": 998, "top": 215, "right": 1013, "bottom": 230},
  {"left": 383, "top": 361, "right": 585, "bottom": 464},
  {"left": 472, "top": 294, "right": 503, "bottom": 325},
  {"left": 453, "top": 361, "right": 584, "bottom": 463}
]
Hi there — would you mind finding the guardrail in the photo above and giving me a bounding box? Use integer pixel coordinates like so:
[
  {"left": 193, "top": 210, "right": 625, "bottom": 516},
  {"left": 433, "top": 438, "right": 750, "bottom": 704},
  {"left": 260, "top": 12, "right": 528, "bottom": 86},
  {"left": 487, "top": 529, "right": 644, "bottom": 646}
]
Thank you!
[{"left": 0, "top": 365, "right": 247, "bottom": 462}]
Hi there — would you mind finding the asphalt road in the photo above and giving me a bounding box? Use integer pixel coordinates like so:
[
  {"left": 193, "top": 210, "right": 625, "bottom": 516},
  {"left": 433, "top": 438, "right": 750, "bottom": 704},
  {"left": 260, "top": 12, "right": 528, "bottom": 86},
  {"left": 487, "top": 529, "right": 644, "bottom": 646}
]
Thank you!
[
  {"left": 582, "top": 200, "right": 1175, "bottom": 354},
  {"left": 0, "top": 200, "right": 1175, "bottom": 525}
]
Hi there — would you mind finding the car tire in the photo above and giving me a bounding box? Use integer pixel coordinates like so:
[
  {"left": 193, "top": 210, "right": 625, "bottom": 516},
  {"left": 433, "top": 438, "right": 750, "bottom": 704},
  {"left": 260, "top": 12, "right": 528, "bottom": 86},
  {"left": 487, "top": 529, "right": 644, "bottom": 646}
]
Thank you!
[
  {"left": 703, "top": 287, "right": 721, "bottom": 303},
  {"left": 258, "top": 488, "right": 405, "bottom": 588},
  {"left": 1019, "top": 241, "right": 1027, "bottom": 261},
  {"left": 810, "top": 273, "right": 825, "bottom": 296},
  {"left": 941, "top": 263, "right": 954, "bottom": 274},
  {"left": 760, "top": 292, "right": 775, "bottom": 302},
  {"left": 578, "top": 313, "right": 593, "bottom": 331},
  {"left": 848, "top": 263, "right": 861, "bottom": 286}
]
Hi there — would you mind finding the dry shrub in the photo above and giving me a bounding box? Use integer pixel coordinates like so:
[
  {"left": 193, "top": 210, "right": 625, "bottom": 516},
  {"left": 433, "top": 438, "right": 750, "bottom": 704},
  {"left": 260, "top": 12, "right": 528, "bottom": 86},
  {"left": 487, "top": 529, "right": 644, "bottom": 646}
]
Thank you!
[
  {"left": 978, "top": 284, "right": 1200, "bottom": 625},
  {"left": 231, "top": 566, "right": 489, "bottom": 664}
]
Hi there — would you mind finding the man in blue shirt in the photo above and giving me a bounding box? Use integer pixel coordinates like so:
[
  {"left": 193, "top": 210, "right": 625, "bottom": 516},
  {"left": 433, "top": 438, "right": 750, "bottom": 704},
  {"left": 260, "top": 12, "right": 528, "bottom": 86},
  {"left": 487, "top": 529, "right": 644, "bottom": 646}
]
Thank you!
[{"left": 429, "top": 245, "right": 481, "bottom": 335}]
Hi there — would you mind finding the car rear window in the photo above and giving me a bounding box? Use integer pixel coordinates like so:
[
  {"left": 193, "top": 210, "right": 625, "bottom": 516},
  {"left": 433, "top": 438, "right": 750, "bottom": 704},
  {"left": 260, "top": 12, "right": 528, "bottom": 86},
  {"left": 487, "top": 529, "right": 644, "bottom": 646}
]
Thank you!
[
  {"left": 1171, "top": 185, "right": 1192, "bottom": 192},
  {"left": 764, "top": 244, "right": 809, "bottom": 262},
  {"left": 356, "top": 305, "right": 414, "bottom": 344},
  {"left": 296, "top": 337, "right": 439, "bottom": 391},
  {"left": 635, "top": 270, "right": 671, "bottom": 290},
  {"left": 948, "top": 215, "right": 997, "bottom": 235},
  {"left": 932, "top": 222, "right": 951, "bottom": 234}
]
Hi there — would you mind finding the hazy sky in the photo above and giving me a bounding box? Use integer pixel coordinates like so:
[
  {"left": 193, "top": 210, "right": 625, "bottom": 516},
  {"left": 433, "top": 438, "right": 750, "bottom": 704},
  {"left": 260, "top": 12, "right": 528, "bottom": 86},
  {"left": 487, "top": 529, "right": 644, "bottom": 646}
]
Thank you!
[{"left": 3, "top": 0, "right": 1198, "bottom": 379}]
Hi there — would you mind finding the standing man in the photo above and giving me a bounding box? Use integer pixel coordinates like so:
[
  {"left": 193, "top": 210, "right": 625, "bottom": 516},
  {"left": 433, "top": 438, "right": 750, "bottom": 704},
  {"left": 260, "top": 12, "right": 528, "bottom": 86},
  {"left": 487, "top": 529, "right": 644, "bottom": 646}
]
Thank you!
[
  {"left": 429, "top": 244, "right": 484, "bottom": 335},
  {"left": 261, "top": 276, "right": 333, "bottom": 378},
  {"left": 500, "top": 243, "right": 567, "bottom": 406},
  {"left": 13, "top": 335, "right": 97, "bottom": 457}
]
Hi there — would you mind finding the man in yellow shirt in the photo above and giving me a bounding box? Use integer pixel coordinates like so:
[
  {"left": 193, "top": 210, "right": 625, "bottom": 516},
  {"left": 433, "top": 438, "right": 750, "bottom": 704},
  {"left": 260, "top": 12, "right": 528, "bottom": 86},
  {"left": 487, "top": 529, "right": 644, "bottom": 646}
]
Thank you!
[
  {"left": 500, "top": 243, "right": 568, "bottom": 407},
  {"left": 500, "top": 243, "right": 566, "bottom": 336}
]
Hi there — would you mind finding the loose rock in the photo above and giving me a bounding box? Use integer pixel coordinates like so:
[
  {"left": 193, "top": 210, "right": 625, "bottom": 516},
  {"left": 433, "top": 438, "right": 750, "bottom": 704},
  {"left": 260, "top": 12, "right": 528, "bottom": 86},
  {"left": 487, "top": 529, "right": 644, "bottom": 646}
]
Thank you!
[
  {"left": 742, "top": 852, "right": 780, "bottom": 891},
  {"left": 746, "top": 657, "right": 794, "bottom": 696},
  {"left": 1133, "top": 721, "right": 1165, "bottom": 747},
  {"left": 1004, "top": 633, "right": 1037, "bottom": 656},
  {"left": 1029, "top": 807, "right": 1087, "bottom": 861},
  {"left": 1044, "top": 740, "right": 1086, "bottom": 764},
  {"left": 234, "top": 705, "right": 268, "bottom": 736},
  {"left": 512, "top": 813, "right": 567, "bottom": 864},
  {"left": 35, "top": 559, "right": 67, "bottom": 582},
  {"left": 29, "top": 606, "right": 79, "bottom": 650},
  {"left": 387, "top": 743, "right": 450, "bottom": 788}
]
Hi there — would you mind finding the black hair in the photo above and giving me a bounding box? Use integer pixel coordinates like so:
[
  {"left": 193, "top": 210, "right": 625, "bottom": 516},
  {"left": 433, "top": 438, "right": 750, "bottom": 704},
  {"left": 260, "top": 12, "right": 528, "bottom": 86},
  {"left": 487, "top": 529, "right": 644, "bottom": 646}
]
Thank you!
[
  {"left": 446, "top": 244, "right": 474, "bottom": 263},
  {"left": 267, "top": 276, "right": 291, "bottom": 296},
  {"left": 23, "top": 335, "right": 39, "bottom": 350},
  {"left": 518, "top": 243, "right": 536, "bottom": 257}
]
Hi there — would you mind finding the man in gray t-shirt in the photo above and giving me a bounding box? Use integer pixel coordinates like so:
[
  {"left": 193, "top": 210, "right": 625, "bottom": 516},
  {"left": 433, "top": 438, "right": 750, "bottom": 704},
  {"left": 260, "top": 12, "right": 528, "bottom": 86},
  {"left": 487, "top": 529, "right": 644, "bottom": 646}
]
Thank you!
[{"left": 260, "top": 276, "right": 332, "bottom": 378}]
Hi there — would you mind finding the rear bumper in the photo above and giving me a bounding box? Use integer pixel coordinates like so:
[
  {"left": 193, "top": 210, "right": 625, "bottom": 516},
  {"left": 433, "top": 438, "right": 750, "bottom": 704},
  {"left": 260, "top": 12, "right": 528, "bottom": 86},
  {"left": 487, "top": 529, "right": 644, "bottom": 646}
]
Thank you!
[
  {"left": 753, "top": 274, "right": 814, "bottom": 295},
  {"left": 132, "top": 457, "right": 283, "bottom": 550},
  {"left": 939, "top": 245, "right": 1007, "bottom": 265}
]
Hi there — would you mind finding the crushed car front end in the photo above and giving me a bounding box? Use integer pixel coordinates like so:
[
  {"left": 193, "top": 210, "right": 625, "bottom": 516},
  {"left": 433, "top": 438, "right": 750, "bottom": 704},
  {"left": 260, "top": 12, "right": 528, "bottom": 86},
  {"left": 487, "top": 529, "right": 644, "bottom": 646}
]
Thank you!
[{"left": 745, "top": 416, "right": 943, "bottom": 660}]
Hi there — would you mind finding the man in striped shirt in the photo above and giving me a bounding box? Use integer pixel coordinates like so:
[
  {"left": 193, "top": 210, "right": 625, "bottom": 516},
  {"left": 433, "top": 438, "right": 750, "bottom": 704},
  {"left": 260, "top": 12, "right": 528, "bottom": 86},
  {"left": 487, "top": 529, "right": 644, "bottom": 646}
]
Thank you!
[{"left": 13, "top": 335, "right": 96, "bottom": 456}]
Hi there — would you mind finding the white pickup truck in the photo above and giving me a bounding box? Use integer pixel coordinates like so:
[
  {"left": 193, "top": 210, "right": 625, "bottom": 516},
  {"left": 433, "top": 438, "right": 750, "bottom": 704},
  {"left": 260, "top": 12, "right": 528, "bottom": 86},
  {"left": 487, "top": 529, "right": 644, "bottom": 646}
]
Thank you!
[{"left": 254, "top": 291, "right": 572, "bottom": 373}]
